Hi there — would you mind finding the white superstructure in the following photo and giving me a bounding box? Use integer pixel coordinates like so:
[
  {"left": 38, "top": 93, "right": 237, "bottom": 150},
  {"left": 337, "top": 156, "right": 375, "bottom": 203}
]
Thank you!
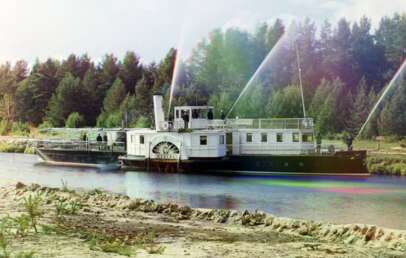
[{"left": 125, "top": 95, "right": 316, "bottom": 161}]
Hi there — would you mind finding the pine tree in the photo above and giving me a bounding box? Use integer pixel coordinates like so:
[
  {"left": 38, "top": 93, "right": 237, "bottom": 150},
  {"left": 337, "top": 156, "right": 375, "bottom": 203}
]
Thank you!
[
  {"left": 266, "top": 85, "right": 303, "bottom": 118},
  {"left": 309, "top": 79, "right": 342, "bottom": 135},
  {"left": 103, "top": 78, "right": 127, "bottom": 113},
  {"left": 119, "top": 51, "right": 143, "bottom": 93},
  {"left": 16, "top": 59, "right": 60, "bottom": 125},
  {"left": 266, "top": 19, "right": 285, "bottom": 51},
  {"left": 82, "top": 67, "right": 101, "bottom": 125},
  {"left": 98, "top": 54, "right": 121, "bottom": 100},
  {"left": 378, "top": 80, "right": 406, "bottom": 135},
  {"left": 350, "top": 78, "right": 371, "bottom": 134},
  {"left": 47, "top": 73, "right": 84, "bottom": 126}
]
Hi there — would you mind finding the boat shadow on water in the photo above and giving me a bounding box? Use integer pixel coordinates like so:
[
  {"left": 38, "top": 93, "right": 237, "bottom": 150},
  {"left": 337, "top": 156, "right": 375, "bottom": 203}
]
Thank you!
[{"left": 33, "top": 161, "right": 122, "bottom": 173}]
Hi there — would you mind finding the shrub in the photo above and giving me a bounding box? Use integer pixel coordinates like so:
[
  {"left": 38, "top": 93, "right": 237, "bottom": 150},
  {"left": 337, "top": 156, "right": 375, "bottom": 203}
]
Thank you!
[
  {"left": 146, "top": 245, "right": 166, "bottom": 254},
  {"left": 382, "top": 135, "right": 402, "bottom": 143},
  {"left": 38, "top": 120, "right": 53, "bottom": 130},
  {"left": 105, "top": 112, "right": 123, "bottom": 128},
  {"left": 0, "top": 142, "right": 26, "bottom": 153},
  {"left": 24, "top": 146, "right": 34, "bottom": 155},
  {"left": 14, "top": 252, "right": 35, "bottom": 258},
  {"left": 0, "top": 217, "right": 12, "bottom": 258},
  {"left": 134, "top": 116, "right": 150, "bottom": 128},
  {"left": 11, "top": 122, "right": 31, "bottom": 136},
  {"left": 0, "top": 120, "right": 11, "bottom": 136},
  {"left": 87, "top": 234, "right": 132, "bottom": 256},
  {"left": 55, "top": 200, "right": 81, "bottom": 216},
  {"left": 55, "top": 200, "right": 68, "bottom": 217},
  {"left": 65, "top": 113, "right": 85, "bottom": 128},
  {"left": 399, "top": 138, "right": 406, "bottom": 148},
  {"left": 96, "top": 112, "right": 108, "bottom": 128},
  {"left": 12, "top": 215, "right": 31, "bottom": 237},
  {"left": 22, "top": 194, "right": 44, "bottom": 233},
  {"left": 128, "top": 116, "right": 150, "bottom": 128},
  {"left": 96, "top": 112, "right": 122, "bottom": 128}
]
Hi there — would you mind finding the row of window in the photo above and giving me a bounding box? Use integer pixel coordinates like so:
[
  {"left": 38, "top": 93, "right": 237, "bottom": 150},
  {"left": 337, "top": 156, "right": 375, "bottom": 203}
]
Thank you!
[
  {"left": 131, "top": 133, "right": 312, "bottom": 146},
  {"left": 131, "top": 135, "right": 225, "bottom": 146},
  {"left": 246, "top": 132, "right": 313, "bottom": 143}
]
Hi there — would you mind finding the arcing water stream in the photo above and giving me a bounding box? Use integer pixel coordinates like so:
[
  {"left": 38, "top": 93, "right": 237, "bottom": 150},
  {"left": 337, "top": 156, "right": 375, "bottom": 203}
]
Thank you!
[
  {"left": 357, "top": 59, "right": 406, "bottom": 138},
  {"left": 226, "top": 24, "right": 299, "bottom": 118},
  {"left": 168, "top": 30, "right": 187, "bottom": 118}
]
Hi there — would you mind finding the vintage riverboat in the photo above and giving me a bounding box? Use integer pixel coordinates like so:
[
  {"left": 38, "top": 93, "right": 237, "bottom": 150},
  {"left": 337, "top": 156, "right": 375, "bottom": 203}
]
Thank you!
[{"left": 118, "top": 95, "right": 368, "bottom": 175}]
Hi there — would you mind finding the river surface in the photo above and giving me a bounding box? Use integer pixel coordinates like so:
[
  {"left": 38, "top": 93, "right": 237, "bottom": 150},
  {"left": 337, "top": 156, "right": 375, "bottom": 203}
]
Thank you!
[{"left": 1, "top": 153, "right": 406, "bottom": 229}]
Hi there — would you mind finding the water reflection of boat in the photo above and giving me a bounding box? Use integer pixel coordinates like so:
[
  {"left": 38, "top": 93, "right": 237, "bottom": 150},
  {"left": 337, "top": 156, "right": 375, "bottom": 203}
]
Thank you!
[
  {"left": 124, "top": 171, "right": 240, "bottom": 209},
  {"left": 119, "top": 95, "right": 368, "bottom": 176}
]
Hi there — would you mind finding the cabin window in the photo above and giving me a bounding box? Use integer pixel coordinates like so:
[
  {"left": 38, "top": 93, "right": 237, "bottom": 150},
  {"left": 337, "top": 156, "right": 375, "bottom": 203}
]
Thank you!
[
  {"left": 140, "top": 135, "right": 145, "bottom": 144},
  {"left": 219, "top": 135, "right": 225, "bottom": 145},
  {"left": 261, "top": 133, "right": 267, "bottom": 143},
  {"left": 292, "top": 133, "right": 300, "bottom": 142},
  {"left": 277, "top": 133, "right": 283, "bottom": 142},
  {"left": 302, "top": 133, "right": 314, "bottom": 143},
  {"left": 246, "top": 133, "right": 253, "bottom": 143},
  {"left": 175, "top": 110, "right": 179, "bottom": 118},
  {"left": 200, "top": 136, "right": 207, "bottom": 145}
]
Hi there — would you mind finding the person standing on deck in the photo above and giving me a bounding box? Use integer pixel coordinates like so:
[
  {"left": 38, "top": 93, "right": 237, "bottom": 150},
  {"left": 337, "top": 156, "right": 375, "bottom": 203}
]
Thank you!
[
  {"left": 207, "top": 109, "right": 214, "bottom": 120},
  {"left": 316, "top": 133, "right": 322, "bottom": 153},
  {"left": 220, "top": 110, "right": 225, "bottom": 120},
  {"left": 346, "top": 135, "right": 354, "bottom": 151},
  {"left": 182, "top": 111, "right": 189, "bottom": 129}
]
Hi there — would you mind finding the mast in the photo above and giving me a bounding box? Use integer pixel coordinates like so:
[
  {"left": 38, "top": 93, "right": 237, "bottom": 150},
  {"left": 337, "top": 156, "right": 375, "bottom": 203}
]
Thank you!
[{"left": 295, "top": 42, "right": 307, "bottom": 118}]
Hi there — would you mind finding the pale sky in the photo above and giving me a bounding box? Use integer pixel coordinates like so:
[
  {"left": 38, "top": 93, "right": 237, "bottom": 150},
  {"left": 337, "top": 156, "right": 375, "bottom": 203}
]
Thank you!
[{"left": 0, "top": 0, "right": 405, "bottom": 64}]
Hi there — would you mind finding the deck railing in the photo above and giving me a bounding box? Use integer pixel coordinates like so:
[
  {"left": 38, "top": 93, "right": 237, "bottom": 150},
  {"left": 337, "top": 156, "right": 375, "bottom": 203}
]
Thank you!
[
  {"left": 35, "top": 140, "right": 126, "bottom": 153},
  {"left": 225, "top": 118, "right": 314, "bottom": 130},
  {"left": 162, "top": 118, "right": 314, "bottom": 131}
]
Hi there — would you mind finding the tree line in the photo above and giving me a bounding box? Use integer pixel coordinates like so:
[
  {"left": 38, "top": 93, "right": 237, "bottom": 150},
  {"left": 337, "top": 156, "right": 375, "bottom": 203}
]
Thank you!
[
  {"left": 0, "top": 13, "right": 405, "bottom": 137},
  {"left": 0, "top": 50, "right": 176, "bottom": 132}
]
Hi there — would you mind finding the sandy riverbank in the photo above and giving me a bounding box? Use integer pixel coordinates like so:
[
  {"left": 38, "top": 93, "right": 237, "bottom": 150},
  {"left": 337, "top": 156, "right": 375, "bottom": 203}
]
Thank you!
[{"left": 0, "top": 182, "right": 405, "bottom": 258}]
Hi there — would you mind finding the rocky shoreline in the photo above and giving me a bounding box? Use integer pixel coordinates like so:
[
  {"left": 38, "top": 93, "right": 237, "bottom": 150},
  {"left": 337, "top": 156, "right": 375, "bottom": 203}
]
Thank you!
[{"left": 0, "top": 182, "right": 405, "bottom": 257}]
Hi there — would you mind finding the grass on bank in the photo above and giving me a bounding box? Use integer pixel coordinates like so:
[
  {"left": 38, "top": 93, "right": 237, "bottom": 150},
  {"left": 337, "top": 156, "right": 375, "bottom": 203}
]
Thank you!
[
  {"left": 1, "top": 181, "right": 167, "bottom": 257},
  {"left": 0, "top": 142, "right": 33, "bottom": 154},
  {"left": 0, "top": 192, "right": 43, "bottom": 258},
  {"left": 326, "top": 138, "right": 406, "bottom": 176},
  {"left": 367, "top": 154, "right": 406, "bottom": 176}
]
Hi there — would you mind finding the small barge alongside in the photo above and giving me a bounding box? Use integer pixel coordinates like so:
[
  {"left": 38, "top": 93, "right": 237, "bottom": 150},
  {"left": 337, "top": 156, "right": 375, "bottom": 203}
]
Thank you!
[{"left": 35, "top": 130, "right": 126, "bottom": 168}]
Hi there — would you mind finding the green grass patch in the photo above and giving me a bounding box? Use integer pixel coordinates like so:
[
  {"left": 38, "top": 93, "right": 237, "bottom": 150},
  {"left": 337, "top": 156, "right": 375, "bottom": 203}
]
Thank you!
[
  {"left": 368, "top": 155, "right": 406, "bottom": 176},
  {"left": 0, "top": 142, "right": 27, "bottom": 153}
]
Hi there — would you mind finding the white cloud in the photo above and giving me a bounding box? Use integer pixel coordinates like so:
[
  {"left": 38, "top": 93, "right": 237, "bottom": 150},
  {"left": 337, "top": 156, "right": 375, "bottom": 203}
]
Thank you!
[{"left": 332, "top": 0, "right": 406, "bottom": 27}]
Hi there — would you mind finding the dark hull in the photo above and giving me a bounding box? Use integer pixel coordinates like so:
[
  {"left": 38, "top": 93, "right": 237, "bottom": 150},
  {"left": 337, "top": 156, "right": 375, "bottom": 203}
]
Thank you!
[
  {"left": 120, "top": 151, "right": 368, "bottom": 175},
  {"left": 35, "top": 148, "right": 125, "bottom": 167}
]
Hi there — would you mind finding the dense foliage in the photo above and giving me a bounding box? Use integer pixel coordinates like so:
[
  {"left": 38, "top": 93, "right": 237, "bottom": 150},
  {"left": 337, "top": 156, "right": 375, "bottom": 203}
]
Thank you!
[{"left": 0, "top": 14, "right": 405, "bottom": 138}]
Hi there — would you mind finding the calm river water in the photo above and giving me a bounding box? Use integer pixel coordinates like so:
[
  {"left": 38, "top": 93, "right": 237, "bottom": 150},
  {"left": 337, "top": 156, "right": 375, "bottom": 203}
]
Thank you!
[{"left": 1, "top": 153, "right": 406, "bottom": 229}]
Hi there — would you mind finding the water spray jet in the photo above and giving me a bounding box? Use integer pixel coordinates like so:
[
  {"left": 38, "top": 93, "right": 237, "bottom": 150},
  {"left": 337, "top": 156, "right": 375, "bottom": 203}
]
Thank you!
[
  {"left": 168, "top": 32, "right": 186, "bottom": 118},
  {"left": 226, "top": 24, "right": 299, "bottom": 118},
  {"left": 357, "top": 59, "right": 406, "bottom": 139}
]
